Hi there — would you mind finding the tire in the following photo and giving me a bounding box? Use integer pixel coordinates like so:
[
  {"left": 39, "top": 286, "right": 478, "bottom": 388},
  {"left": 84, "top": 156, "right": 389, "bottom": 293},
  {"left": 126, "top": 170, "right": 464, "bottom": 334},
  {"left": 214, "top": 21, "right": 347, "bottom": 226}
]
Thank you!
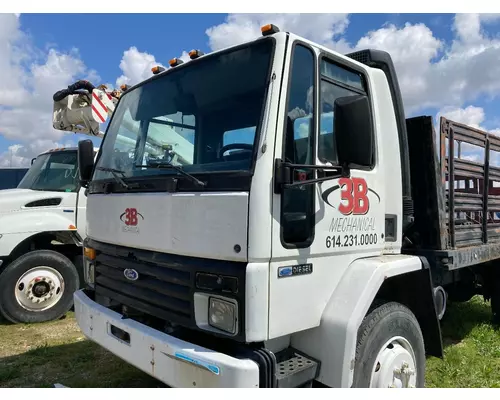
[
  {"left": 352, "top": 301, "right": 426, "bottom": 388},
  {"left": 0, "top": 250, "right": 79, "bottom": 324}
]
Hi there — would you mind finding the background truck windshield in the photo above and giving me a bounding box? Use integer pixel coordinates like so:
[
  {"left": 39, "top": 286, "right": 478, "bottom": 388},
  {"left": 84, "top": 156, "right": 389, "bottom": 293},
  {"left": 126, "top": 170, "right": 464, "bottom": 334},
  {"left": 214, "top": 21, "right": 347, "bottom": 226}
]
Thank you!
[
  {"left": 17, "top": 151, "right": 79, "bottom": 192},
  {"left": 93, "top": 38, "right": 274, "bottom": 182}
]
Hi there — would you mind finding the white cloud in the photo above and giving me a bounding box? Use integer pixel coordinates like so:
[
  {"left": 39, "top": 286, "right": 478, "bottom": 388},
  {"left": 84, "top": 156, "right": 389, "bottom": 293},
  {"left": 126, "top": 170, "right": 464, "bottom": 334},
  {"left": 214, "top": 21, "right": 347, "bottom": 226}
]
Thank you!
[
  {"left": 436, "top": 105, "right": 500, "bottom": 134},
  {"left": 0, "top": 13, "right": 99, "bottom": 167},
  {"left": 205, "top": 14, "right": 500, "bottom": 120},
  {"left": 4, "top": 13, "right": 500, "bottom": 168},
  {"left": 115, "top": 47, "right": 165, "bottom": 87},
  {"left": 115, "top": 48, "right": 191, "bottom": 88},
  {"left": 354, "top": 23, "right": 443, "bottom": 113},
  {"left": 353, "top": 15, "right": 500, "bottom": 114},
  {"left": 0, "top": 139, "right": 77, "bottom": 167},
  {"left": 435, "top": 105, "right": 500, "bottom": 165},
  {"left": 206, "top": 13, "right": 350, "bottom": 52},
  {"left": 437, "top": 105, "right": 485, "bottom": 129},
  {"left": 0, "top": 14, "right": 28, "bottom": 107}
]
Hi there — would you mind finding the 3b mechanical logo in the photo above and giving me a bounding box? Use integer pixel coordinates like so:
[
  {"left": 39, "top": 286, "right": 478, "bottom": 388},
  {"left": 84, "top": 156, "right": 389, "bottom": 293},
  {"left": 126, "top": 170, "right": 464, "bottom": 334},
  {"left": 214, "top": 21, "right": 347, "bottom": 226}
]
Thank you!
[
  {"left": 321, "top": 177, "right": 379, "bottom": 216},
  {"left": 322, "top": 177, "right": 381, "bottom": 249},
  {"left": 338, "top": 177, "right": 369, "bottom": 215},
  {"left": 120, "top": 208, "right": 144, "bottom": 233},
  {"left": 120, "top": 208, "right": 144, "bottom": 226}
]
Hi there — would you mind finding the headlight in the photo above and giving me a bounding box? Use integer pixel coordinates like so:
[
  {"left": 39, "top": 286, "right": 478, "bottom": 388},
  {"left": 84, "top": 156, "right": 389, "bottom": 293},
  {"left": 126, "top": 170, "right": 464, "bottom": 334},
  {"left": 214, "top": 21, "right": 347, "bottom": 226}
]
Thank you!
[
  {"left": 208, "top": 297, "right": 236, "bottom": 334},
  {"left": 83, "top": 247, "right": 96, "bottom": 289}
]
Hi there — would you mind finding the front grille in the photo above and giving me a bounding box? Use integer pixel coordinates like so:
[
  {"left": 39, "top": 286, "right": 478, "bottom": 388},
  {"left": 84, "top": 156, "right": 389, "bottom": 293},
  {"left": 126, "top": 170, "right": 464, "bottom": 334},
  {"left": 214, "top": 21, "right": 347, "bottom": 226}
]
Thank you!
[
  {"left": 95, "top": 252, "right": 193, "bottom": 324},
  {"left": 88, "top": 239, "right": 248, "bottom": 340}
]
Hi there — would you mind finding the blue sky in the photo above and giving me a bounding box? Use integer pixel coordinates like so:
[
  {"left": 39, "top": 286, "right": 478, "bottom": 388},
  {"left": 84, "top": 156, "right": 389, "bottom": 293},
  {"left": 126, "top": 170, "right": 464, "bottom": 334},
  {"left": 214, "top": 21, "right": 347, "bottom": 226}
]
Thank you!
[
  {"left": 1, "top": 13, "right": 500, "bottom": 166},
  {"left": 17, "top": 13, "right": 454, "bottom": 89}
]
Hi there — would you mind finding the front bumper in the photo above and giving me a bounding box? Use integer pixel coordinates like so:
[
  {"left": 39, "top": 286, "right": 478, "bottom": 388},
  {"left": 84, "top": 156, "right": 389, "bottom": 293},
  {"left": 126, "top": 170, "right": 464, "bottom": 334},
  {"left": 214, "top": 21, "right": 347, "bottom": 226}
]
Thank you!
[{"left": 74, "top": 289, "right": 260, "bottom": 388}]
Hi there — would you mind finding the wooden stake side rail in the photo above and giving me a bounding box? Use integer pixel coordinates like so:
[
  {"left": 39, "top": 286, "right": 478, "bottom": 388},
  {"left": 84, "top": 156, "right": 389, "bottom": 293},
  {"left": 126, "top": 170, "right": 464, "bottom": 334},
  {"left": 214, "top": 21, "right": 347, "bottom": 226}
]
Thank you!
[{"left": 440, "top": 116, "right": 500, "bottom": 249}]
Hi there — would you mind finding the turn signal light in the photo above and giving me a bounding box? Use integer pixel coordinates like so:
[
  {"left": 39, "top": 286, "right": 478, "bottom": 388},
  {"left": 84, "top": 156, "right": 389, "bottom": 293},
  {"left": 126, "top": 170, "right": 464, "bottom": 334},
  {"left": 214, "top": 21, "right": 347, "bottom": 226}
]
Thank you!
[
  {"left": 120, "top": 84, "right": 130, "bottom": 92},
  {"left": 261, "top": 24, "right": 280, "bottom": 36},
  {"left": 84, "top": 247, "right": 96, "bottom": 261}
]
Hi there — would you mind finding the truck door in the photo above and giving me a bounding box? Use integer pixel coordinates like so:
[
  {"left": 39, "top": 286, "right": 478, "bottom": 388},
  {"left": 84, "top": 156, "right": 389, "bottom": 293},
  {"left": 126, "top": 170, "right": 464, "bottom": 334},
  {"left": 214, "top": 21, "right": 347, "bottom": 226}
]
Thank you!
[{"left": 269, "top": 40, "right": 386, "bottom": 339}]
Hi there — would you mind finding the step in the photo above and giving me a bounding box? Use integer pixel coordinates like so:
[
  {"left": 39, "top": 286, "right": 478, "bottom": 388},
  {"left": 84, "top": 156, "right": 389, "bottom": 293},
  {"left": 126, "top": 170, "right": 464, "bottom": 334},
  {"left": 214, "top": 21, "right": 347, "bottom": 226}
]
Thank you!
[{"left": 275, "top": 349, "right": 320, "bottom": 388}]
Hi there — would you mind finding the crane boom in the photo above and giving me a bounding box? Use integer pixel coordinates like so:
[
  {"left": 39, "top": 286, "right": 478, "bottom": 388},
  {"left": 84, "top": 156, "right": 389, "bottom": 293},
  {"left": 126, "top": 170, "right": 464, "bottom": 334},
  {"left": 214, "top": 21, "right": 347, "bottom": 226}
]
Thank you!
[
  {"left": 52, "top": 79, "right": 195, "bottom": 165},
  {"left": 52, "top": 80, "right": 121, "bottom": 138}
]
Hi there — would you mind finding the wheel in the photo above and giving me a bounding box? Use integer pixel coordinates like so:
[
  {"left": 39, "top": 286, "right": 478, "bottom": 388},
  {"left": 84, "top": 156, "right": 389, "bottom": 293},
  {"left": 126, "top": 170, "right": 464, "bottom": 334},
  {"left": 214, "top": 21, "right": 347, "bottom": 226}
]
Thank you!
[
  {"left": 0, "top": 250, "right": 80, "bottom": 324},
  {"left": 352, "top": 301, "right": 426, "bottom": 388}
]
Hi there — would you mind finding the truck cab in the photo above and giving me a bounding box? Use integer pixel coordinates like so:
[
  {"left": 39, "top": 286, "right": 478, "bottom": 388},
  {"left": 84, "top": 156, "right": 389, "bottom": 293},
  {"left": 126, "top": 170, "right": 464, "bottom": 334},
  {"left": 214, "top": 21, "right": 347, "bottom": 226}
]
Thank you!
[
  {"left": 74, "top": 25, "right": 449, "bottom": 388},
  {"left": 0, "top": 147, "right": 97, "bottom": 324}
]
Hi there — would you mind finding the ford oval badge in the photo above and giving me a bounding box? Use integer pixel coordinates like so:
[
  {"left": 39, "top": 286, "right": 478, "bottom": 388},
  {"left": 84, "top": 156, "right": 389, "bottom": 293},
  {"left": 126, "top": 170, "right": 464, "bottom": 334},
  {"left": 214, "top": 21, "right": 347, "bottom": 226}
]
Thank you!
[{"left": 124, "top": 268, "right": 139, "bottom": 281}]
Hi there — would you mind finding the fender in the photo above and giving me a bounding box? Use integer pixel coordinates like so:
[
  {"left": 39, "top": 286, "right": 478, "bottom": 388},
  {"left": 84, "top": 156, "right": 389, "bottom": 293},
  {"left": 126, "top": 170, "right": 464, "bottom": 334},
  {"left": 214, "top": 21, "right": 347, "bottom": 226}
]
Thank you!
[
  {"left": 0, "top": 211, "right": 78, "bottom": 257},
  {"left": 290, "top": 254, "right": 438, "bottom": 388}
]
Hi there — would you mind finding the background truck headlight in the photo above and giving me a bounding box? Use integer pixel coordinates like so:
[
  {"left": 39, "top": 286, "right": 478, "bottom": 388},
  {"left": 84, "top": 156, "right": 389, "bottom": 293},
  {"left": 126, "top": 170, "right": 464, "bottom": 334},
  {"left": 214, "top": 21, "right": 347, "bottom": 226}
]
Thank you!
[{"left": 208, "top": 297, "right": 236, "bottom": 334}]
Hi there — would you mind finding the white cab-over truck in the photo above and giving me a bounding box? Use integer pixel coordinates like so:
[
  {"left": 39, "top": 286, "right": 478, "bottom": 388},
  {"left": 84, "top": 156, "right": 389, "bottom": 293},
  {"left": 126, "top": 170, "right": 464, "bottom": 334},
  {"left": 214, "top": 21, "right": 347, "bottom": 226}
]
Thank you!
[{"left": 72, "top": 24, "right": 500, "bottom": 388}]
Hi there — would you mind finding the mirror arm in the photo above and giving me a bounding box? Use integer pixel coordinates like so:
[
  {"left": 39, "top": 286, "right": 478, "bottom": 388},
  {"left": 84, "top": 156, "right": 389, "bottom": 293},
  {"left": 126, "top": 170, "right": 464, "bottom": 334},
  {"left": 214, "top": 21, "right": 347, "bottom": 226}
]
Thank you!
[
  {"left": 274, "top": 158, "right": 350, "bottom": 193},
  {"left": 283, "top": 168, "right": 348, "bottom": 189}
]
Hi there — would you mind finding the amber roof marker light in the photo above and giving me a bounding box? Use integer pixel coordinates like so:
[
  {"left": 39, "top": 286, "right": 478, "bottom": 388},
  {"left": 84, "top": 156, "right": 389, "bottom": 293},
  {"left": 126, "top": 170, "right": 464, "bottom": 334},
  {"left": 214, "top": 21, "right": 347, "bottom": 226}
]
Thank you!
[
  {"left": 169, "top": 58, "right": 184, "bottom": 67},
  {"left": 189, "top": 50, "right": 205, "bottom": 60},
  {"left": 261, "top": 24, "right": 280, "bottom": 36},
  {"left": 151, "top": 66, "right": 166, "bottom": 74}
]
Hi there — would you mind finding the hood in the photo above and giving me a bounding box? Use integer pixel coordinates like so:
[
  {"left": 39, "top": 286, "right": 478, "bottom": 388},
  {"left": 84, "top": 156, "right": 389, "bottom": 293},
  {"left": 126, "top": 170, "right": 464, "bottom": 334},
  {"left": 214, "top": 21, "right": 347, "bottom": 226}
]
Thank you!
[{"left": 0, "top": 189, "right": 67, "bottom": 214}]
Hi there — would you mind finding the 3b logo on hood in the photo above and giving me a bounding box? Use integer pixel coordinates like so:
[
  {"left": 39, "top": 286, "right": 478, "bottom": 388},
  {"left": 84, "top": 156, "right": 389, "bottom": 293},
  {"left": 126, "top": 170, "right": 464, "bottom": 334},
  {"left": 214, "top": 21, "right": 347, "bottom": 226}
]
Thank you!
[{"left": 120, "top": 208, "right": 144, "bottom": 226}]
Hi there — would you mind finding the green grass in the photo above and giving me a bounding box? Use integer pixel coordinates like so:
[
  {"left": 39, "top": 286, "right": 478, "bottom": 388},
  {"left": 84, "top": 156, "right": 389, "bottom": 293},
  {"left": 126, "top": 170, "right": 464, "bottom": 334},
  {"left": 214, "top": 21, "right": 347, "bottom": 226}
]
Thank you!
[
  {"left": 0, "top": 312, "right": 164, "bottom": 388},
  {"left": 1, "top": 297, "right": 500, "bottom": 387},
  {"left": 426, "top": 296, "right": 500, "bottom": 388}
]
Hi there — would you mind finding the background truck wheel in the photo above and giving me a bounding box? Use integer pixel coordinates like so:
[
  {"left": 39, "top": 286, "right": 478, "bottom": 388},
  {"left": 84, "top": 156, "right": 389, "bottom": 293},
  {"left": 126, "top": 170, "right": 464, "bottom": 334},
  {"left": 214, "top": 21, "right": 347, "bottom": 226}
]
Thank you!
[
  {"left": 352, "top": 301, "right": 426, "bottom": 388},
  {"left": 0, "top": 250, "right": 80, "bottom": 324}
]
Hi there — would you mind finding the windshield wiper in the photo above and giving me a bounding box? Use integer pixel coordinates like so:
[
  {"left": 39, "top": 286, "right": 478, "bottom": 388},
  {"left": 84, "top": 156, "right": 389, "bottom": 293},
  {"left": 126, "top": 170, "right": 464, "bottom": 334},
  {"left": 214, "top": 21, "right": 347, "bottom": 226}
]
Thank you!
[
  {"left": 96, "top": 167, "right": 130, "bottom": 189},
  {"left": 136, "top": 162, "right": 206, "bottom": 187}
]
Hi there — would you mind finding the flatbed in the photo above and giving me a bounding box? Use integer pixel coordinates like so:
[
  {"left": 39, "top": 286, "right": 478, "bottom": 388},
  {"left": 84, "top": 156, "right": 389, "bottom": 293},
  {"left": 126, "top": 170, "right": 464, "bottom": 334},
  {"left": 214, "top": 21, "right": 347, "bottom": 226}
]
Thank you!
[{"left": 407, "top": 116, "right": 500, "bottom": 291}]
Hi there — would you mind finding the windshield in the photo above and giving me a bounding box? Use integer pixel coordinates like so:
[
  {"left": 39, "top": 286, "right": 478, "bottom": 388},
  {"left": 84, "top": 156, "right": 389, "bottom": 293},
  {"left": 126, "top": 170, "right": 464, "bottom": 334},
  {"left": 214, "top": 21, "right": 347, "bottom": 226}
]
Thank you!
[
  {"left": 93, "top": 38, "right": 274, "bottom": 186},
  {"left": 18, "top": 151, "right": 79, "bottom": 192}
]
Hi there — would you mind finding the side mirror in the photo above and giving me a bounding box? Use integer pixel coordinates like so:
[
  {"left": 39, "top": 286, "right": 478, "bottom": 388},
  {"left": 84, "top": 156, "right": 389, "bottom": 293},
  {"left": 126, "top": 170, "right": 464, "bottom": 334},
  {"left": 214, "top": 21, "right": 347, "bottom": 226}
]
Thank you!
[
  {"left": 78, "top": 139, "right": 95, "bottom": 187},
  {"left": 334, "top": 94, "right": 374, "bottom": 168}
]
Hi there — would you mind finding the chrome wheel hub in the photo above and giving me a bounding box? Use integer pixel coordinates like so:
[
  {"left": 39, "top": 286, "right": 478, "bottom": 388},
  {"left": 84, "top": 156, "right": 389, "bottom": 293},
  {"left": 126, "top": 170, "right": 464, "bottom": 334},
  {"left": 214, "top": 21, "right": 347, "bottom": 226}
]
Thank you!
[{"left": 15, "top": 266, "right": 65, "bottom": 312}]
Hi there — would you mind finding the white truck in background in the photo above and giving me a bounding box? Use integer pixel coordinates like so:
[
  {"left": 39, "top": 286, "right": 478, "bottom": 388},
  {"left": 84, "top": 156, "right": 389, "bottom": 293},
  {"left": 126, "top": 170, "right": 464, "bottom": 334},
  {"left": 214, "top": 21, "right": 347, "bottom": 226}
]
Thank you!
[
  {"left": 0, "top": 146, "right": 90, "bottom": 323},
  {"left": 0, "top": 78, "right": 197, "bottom": 325},
  {"left": 0, "top": 81, "right": 113, "bottom": 324},
  {"left": 65, "top": 25, "right": 500, "bottom": 388}
]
